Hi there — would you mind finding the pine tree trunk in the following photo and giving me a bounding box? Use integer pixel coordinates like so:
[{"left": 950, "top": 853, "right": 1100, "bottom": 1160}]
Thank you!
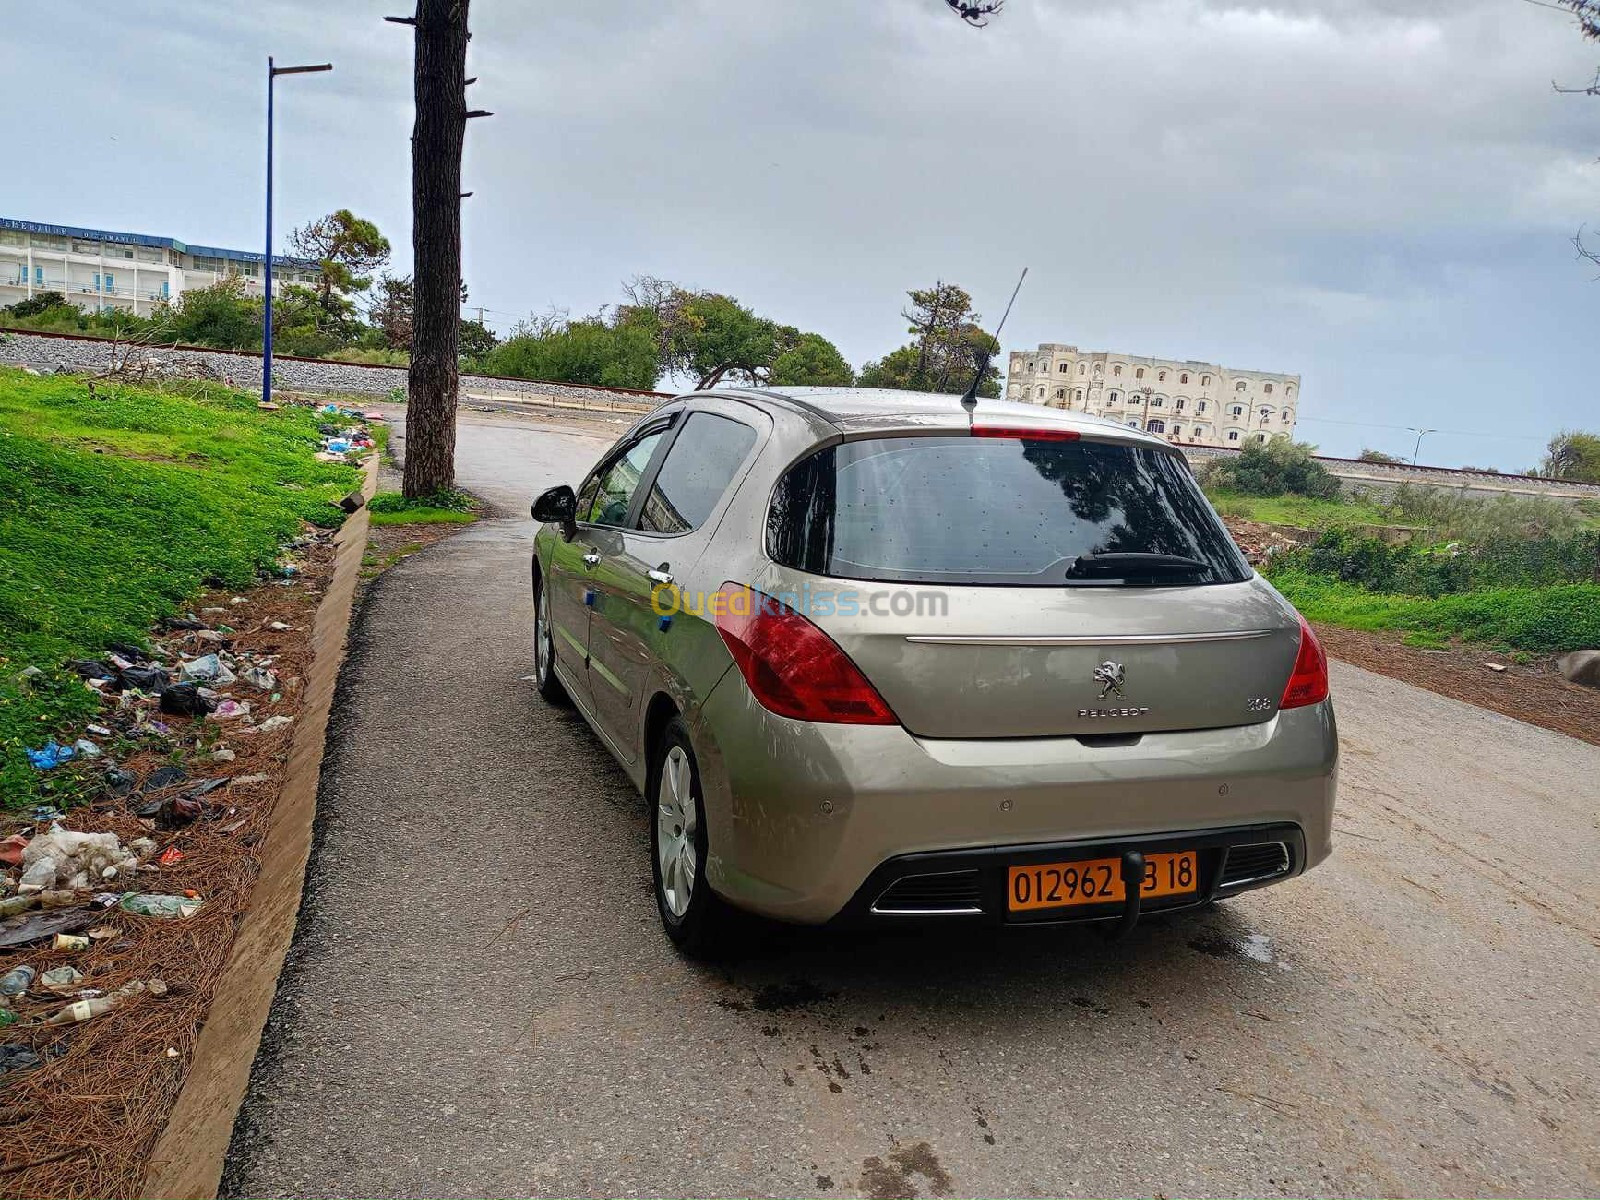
[{"left": 402, "top": 0, "right": 468, "bottom": 498}]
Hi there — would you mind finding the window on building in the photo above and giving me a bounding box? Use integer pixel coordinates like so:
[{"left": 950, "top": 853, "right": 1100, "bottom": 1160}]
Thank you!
[
  {"left": 1113, "top": 365, "right": 1122, "bottom": 376},
  {"left": 34, "top": 266, "right": 43, "bottom": 286},
  {"left": 1135, "top": 368, "right": 1145, "bottom": 379},
  {"left": 1158, "top": 371, "right": 1166, "bottom": 382},
  {"left": 1256, "top": 433, "right": 1268, "bottom": 442},
  {"left": 1180, "top": 373, "right": 1188, "bottom": 384},
  {"left": 92, "top": 273, "right": 101, "bottom": 291},
  {"left": 1150, "top": 396, "right": 1164, "bottom": 407},
  {"left": 161, "top": 281, "right": 170, "bottom": 299},
  {"left": 1037, "top": 386, "right": 1045, "bottom": 399},
  {"left": 1058, "top": 362, "right": 1070, "bottom": 373},
  {"left": 1147, "top": 419, "right": 1165, "bottom": 433},
  {"left": 1171, "top": 426, "right": 1182, "bottom": 438},
  {"left": 1259, "top": 408, "right": 1270, "bottom": 420},
  {"left": 1107, "top": 391, "right": 1119, "bottom": 404},
  {"left": 72, "top": 239, "right": 100, "bottom": 255},
  {"left": 1231, "top": 405, "right": 1243, "bottom": 417},
  {"left": 103, "top": 272, "right": 114, "bottom": 293},
  {"left": 1175, "top": 398, "right": 1186, "bottom": 411},
  {"left": 1227, "top": 431, "right": 1239, "bottom": 442},
  {"left": 1127, "top": 420, "right": 1139, "bottom": 428},
  {"left": 1093, "top": 362, "right": 1102, "bottom": 374},
  {"left": 1197, "top": 400, "right": 1206, "bottom": 413},
  {"left": 1282, "top": 410, "right": 1293, "bottom": 423},
  {"left": 1263, "top": 383, "right": 1273, "bottom": 395},
  {"left": 1201, "top": 375, "right": 1211, "bottom": 386},
  {"left": 1235, "top": 380, "right": 1247, "bottom": 391},
  {"left": 1078, "top": 363, "right": 1086, "bottom": 375},
  {"left": 1075, "top": 389, "right": 1083, "bottom": 403}
]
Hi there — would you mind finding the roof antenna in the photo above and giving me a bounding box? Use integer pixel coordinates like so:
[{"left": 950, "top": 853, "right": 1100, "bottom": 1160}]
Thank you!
[{"left": 960, "top": 266, "right": 1027, "bottom": 414}]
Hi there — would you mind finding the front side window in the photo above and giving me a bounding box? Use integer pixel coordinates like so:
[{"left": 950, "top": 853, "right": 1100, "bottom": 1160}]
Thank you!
[
  {"left": 768, "top": 435, "right": 1248, "bottom": 587},
  {"left": 637, "top": 412, "right": 757, "bottom": 535},
  {"left": 585, "top": 429, "right": 668, "bottom": 526}
]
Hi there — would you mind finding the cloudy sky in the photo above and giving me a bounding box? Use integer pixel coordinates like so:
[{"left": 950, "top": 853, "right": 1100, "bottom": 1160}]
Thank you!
[{"left": 4, "top": 0, "right": 1596, "bottom": 467}]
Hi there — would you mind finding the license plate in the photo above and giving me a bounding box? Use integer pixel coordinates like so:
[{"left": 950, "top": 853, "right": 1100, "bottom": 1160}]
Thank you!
[{"left": 1007, "top": 851, "right": 1198, "bottom": 913}]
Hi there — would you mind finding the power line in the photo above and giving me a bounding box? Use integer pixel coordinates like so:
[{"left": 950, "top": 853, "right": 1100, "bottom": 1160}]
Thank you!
[{"left": 1296, "top": 415, "right": 1545, "bottom": 441}]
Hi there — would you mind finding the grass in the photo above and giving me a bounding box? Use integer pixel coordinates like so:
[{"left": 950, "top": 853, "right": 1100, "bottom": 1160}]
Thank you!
[
  {"left": 366, "top": 488, "right": 477, "bottom": 526},
  {"left": 0, "top": 367, "right": 361, "bottom": 807},
  {"left": 1271, "top": 568, "right": 1600, "bottom": 654},
  {"left": 1204, "top": 488, "right": 1390, "bottom": 528},
  {"left": 369, "top": 507, "right": 475, "bottom": 525}
]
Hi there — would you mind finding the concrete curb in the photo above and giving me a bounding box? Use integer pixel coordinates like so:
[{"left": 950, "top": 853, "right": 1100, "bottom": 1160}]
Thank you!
[{"left": 140, "top": 452, "right": 380, "bottom": 1200}]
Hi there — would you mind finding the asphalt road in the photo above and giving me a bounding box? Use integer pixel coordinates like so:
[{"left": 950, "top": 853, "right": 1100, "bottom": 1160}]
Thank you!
[{"left": 224, "top": 408, "right": 1600, "bottom": 1199}]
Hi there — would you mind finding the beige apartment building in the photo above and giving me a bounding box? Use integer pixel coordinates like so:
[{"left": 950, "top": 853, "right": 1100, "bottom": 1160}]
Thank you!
[{"left": 1006, "top": 343, "right": 1301, "bottom": 448}]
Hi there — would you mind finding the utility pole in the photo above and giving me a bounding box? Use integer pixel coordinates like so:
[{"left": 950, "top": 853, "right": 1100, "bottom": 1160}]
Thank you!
[
  {"left": 263, "top": 58, "right": 332, "bottom": 408},
  {"left": 388, "top": 0, "right": 490, "bottom": 497}
]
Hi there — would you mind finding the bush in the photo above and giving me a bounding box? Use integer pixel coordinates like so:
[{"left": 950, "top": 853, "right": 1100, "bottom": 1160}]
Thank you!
[
  {"left": 481, "top": 318, "right": 659, "bottom": 389},
  {"left": 1272, "top": 527, "right": 1600, "bottom": 596},
  {"left": 1381, "top": 483, "right": 1580, "bottom": 541},
  {"left": 1199, "top": 438, "right": 1341, "bottom": 500}
]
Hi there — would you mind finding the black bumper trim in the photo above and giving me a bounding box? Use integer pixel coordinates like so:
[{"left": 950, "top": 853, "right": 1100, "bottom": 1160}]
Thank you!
[{"left": 833, "top": 822, "right": 1306, "bottom": 928}]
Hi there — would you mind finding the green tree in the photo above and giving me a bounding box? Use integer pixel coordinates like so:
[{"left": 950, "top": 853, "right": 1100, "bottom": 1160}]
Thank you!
[
  {"left": 1537, "top": 429, "right": 1600, "bottom": 483},
  {"left": 367, "top": 273, "right": 414, "bottom": 351},
  {"left": 858, "top": 282, "right": 1001, "bottom": 397},
  {"left": 1357, "top": 447, "right": 1405, "bottom": 464},
  {"left": 769, "top": 331, "right": 854, "bottom": 386},
  {"left": 288, "top": 209, "right": 391, "bottom": 314},
  {"left": 458, "top": 316, "right": 498, "bottom": 364}
]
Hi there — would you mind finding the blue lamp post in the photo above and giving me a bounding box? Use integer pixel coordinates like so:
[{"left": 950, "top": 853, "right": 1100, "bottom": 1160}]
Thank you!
[{"left": 264, "top": 56, "right": 332, "bottom": 407}]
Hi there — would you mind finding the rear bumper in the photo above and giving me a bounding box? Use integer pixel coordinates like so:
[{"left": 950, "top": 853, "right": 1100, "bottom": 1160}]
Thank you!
[
  {"left": 833, "top": 822, "right": 1306, "bottom": 927},
  {"left": 691, "top": 680, "right": 1338, "bottom": 925}
]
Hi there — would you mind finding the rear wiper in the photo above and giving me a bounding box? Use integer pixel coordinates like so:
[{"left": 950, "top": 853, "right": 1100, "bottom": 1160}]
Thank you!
[{"left": 1065, "top": 552, "right": 1212, "bottom": 579}]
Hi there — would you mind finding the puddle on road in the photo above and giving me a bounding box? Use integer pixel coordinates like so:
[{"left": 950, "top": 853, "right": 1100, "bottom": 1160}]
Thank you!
[{"left": 1188, "top": 928, "right": 1289, "bottom": 968}]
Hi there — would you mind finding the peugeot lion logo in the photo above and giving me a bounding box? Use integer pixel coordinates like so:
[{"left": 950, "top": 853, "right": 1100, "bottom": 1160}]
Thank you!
[
  {"left": 1093, "top": 660, "right": 1126, "bottom": 700},
  {"left": 1080, "top": 661, "right": 1148, "bottom": 719}
]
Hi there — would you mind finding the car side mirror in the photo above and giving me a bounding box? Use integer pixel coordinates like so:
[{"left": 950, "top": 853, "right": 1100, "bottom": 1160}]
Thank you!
[{"left": 532, "top": 484, "right": 578, "bottom": 540}]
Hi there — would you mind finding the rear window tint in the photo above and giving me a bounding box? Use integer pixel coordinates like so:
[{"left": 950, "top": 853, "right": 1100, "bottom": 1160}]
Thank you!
[{"left": 767, "top": 434, "right": 1249, "bottom": 586}]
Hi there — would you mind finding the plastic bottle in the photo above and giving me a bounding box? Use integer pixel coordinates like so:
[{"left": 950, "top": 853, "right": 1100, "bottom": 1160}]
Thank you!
[
  {"left": 46, "top": 979, "right": 149, "bottom": 1025},
  {"left": 0, "top": 965, "right": 34, "bottom": 997}
]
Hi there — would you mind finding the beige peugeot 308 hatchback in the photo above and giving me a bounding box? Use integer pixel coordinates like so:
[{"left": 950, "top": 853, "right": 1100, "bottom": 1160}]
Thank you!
[{"left": 531, "top": 388, "right": 1337, "bottom": 956}]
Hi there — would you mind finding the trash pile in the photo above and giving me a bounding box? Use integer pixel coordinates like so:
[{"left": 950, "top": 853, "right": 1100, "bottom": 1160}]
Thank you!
[
  {"left": 313, "top": 402, "right": 381, "bottom": 464},
  {"left": 1, "top": 819, "right": 204, "bottom": 1051},
  {"left": 1221, "top": 517, "right": 1317, "bottom": 566}
]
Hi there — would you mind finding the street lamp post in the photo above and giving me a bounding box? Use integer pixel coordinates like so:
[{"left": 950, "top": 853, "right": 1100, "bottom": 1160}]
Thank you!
[
  {"left": 264, "top": 57, "right": 332, "bottom": 408},
  {"left": 1409, "top": 427, "right": 1438, "bottom": 465}
]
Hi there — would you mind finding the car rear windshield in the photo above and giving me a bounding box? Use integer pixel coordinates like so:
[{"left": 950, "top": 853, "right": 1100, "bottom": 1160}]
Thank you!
[{"left": 766, "top": 434, "right": 1251, "bottom": 586}]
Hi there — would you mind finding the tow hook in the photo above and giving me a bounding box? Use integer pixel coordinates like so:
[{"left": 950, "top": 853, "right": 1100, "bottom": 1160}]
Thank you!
[{"left": 1106, "top": 849, "right": 1145, "bottom": 941}]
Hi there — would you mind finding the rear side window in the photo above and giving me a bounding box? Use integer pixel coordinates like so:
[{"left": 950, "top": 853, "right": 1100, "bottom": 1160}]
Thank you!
[
  {"left": 767, "top": 435, "right": 1249, "bottom": 586},
  {"left": 637, "top": 413, "right": 757, "bottom": 534}
]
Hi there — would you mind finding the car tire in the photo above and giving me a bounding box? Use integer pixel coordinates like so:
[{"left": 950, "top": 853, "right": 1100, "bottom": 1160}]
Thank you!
[
  {"left": 649, "top": 717, "right": 733, "bottom": 958},
  {"left": 532, "top": 572, "right": 569, "bottom": 705}
]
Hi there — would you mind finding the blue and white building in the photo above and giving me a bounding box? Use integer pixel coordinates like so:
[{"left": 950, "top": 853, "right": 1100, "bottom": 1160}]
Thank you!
[{"left": 0, "top": 216, "right": 319, "bottom": 318}]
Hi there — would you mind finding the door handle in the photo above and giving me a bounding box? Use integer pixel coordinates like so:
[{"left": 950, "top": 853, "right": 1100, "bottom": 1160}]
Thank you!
[
  {"left": 647, "top": 567, "right": 674, "bottom": 585},
  {"left": 583, "top": 553, "right": 601, "bottom": 567}
]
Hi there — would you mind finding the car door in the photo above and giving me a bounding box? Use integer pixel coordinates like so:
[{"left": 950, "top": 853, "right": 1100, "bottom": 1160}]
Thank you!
[
  {"left": 586, "top": 402, "right": 766, "bottom": 762},
  {"left": 547, "top": 420, "right": 675, "bottom": 716}
]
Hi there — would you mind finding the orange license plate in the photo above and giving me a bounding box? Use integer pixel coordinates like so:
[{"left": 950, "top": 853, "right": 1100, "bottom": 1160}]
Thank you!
[{"left": 1007, "top": 851, "right": 1198, "bottom": 912}]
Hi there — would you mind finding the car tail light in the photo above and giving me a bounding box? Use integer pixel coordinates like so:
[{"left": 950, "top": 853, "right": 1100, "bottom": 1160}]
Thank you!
[
  {"left": 972, "top": 426, "right": 1081, "bottom": 441},
  {"left": 712, "top": 583, "right": 897, "bottom": 724},
  {"left": 1280, "top": 614, "right": 1329, "bottom": 709}
]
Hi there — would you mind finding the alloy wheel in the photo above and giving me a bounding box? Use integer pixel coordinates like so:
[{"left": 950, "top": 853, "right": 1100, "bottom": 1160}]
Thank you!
[{"left": 656, "top": 744, "right": 698, "bottom": 918}]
